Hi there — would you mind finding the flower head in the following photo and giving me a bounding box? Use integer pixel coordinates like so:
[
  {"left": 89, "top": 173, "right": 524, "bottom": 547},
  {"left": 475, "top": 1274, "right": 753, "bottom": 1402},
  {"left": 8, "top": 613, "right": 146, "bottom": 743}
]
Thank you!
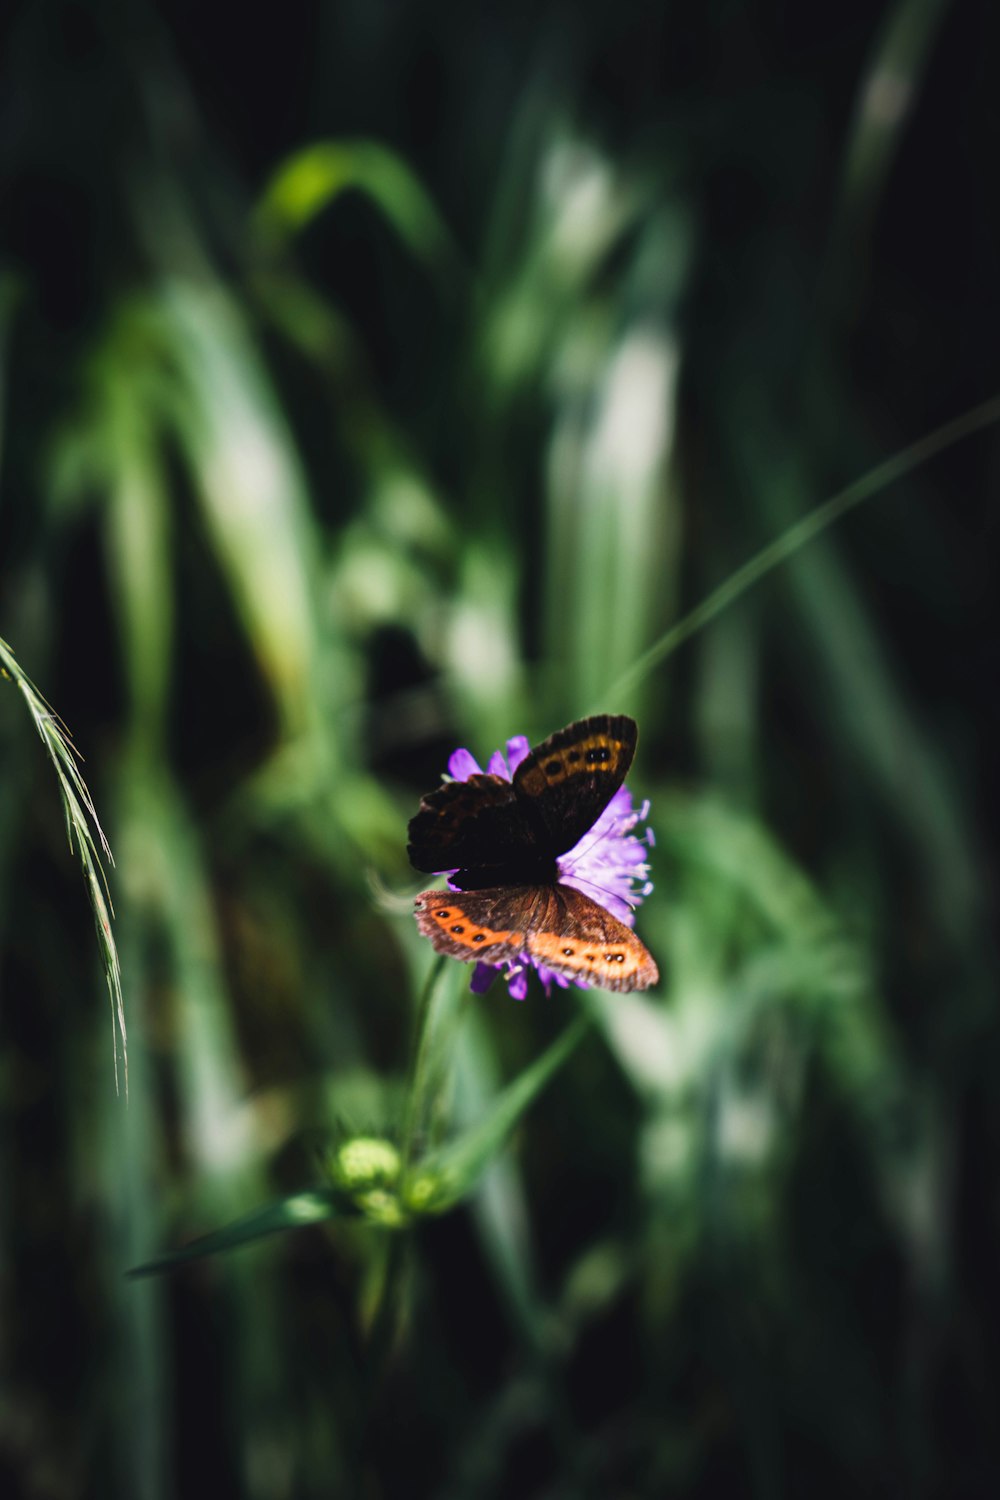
[{"left": 435, "top": 731, "right": 654, "bottom": 1000}]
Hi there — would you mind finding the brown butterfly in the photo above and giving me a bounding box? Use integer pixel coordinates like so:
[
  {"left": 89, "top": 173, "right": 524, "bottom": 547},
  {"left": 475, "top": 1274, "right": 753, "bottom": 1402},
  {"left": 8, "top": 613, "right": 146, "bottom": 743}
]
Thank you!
[{"left": 408, "top": 714, "right": 659, "bottom": 993}]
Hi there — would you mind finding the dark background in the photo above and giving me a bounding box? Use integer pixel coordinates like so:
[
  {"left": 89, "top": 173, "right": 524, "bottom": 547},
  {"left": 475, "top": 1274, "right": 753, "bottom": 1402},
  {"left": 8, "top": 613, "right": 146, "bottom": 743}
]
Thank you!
[{"left": 1, "top": 1, "right": 998, "bottom": 1496}]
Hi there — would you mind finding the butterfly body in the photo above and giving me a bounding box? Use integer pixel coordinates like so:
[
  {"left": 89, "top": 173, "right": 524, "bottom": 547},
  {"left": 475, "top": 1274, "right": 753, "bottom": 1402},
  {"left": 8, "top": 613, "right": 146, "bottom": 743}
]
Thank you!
[{"left": 408, "top": 715, "right": 659, "bottom": 993}]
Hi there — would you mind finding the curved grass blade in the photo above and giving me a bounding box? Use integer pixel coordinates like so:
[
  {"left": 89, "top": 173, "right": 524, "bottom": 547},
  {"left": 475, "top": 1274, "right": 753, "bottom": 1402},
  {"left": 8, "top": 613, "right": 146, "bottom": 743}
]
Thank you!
[
  {"left": 255, "top": 138, "right": 464, "bottom": 292},
  {"left": 599, "top": 392, "right": 1000, "bottom": 706},
  {"left": 0, "top": 635, "right": 126, "bottom": 1092}
]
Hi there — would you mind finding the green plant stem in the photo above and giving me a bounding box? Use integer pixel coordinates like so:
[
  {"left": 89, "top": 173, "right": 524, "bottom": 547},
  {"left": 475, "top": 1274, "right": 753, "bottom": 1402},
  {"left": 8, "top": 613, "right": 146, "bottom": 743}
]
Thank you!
[
  {"left": 362, "top": 1227, "right": 411, "bottom": 1400},
  {"left": 598, "top": 392, "right": 1000, "bottom": 706},
  {"left": 362, "top": 959, "right": 451, "bottom": 1411},
  {"left": 400, "top": 954, "right": 453, "bottom": 1167}
]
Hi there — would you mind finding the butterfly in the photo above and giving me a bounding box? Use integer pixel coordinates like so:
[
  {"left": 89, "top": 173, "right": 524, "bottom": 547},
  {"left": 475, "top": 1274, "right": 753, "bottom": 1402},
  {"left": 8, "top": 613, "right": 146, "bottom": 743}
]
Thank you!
[{"left": 408, "top": 714, "right": 659, "bottom": 992}]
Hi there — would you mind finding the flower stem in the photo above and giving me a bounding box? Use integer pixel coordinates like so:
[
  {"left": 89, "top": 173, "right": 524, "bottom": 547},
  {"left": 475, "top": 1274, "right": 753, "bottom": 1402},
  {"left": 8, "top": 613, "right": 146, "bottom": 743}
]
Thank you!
[
  {"left": 363, "top": 1226, "right": 410, "bottom": 1400},
  {"left": 362, "top": 956, "right": 454, "bottom": 1405},
  {"left": 400, "top": 953, "right": 459, "bottom": 1168}
]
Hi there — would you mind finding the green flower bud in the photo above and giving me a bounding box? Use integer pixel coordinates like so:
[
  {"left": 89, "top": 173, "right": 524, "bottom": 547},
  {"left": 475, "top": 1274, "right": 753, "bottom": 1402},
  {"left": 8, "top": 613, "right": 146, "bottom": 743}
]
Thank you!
[
  {"left": 330, "top": 1136, "right": 401, "bottom": 1193},
  {"left": 355, "top": 1189, "right": 407, "bottom": 1228}
]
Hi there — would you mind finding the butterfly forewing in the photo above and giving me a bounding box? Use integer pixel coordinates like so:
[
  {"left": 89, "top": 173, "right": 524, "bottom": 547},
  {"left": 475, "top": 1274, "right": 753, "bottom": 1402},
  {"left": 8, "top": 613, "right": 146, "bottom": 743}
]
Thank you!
[
  {"left": 407, "top": 773, "right": 541, "bottom": 874},
  {"left": 513, "top": 714, "right": 637, "bottom": 857},
  {"left": 408, "top": 716, "right": 638, "bottom": 876}
]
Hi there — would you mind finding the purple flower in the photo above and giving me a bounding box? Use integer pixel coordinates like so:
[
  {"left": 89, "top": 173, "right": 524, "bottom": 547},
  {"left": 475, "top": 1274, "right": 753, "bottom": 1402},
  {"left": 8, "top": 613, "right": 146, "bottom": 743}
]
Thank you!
[{"left": 440, "top": 733, "right": 654, "bottom": 1000}]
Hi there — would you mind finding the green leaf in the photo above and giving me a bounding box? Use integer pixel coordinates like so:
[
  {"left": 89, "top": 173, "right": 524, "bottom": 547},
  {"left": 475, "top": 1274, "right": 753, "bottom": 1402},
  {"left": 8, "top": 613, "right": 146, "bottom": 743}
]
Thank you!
[
  {"left": 404, "top": 1013, "right": 592, "bottom": 1216},
  {"left": 128, "top": 1190, "right": 347, "bottom": 1277},
  {"left": 255, "top": 139, "right": 463, "bottom": 286}
]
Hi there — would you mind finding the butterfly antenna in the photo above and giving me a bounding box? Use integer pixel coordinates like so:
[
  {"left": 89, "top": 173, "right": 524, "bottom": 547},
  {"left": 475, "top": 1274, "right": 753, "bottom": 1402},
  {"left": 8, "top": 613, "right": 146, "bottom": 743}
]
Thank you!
[
  {"left": 564, "top": 825, "right": 614, "bottom": 868},
  {"left": 563, "top": 869, "right": 638, "bottom": 915},
  {"left": 567, "top": 802, "right": 647, "bottom": 869}
]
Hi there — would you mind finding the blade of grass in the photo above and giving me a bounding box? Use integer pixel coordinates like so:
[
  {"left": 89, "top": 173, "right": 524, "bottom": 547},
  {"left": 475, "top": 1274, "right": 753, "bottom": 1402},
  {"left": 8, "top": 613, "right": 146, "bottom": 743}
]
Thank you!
[
  {"left": 255, "top": 139, "right": 465, "bottom": 294},
  {"left": 404, "top": 1012, "right": 593, "bottom": 1215},
  {"left": 597, "top": 392, "right": 1000, "bottom": 706},
  {"left": 128, "top": 1190, "right": 345, "bottom": 1277},
  {"left": 0, "top": 635, "right": 126, "bottom": 1091}
]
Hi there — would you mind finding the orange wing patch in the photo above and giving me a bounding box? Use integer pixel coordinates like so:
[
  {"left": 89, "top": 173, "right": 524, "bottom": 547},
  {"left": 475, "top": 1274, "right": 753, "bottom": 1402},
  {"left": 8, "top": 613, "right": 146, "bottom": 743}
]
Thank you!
[
  {"left": 414, "top": 894, "right": 522, "bottom": 962},
  {"left": 528, "top": 928, "right": 659, "bottom": 993}
]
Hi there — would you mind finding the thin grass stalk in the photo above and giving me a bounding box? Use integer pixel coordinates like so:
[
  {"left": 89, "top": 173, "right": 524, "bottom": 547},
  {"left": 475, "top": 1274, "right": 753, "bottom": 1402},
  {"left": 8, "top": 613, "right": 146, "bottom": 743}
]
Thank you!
[
  {"left": 598, "top": 392, "right": 1000, "bottom": 705},
  {"left": 0, "top": 635, "right": 126, "bottom": 1091}
]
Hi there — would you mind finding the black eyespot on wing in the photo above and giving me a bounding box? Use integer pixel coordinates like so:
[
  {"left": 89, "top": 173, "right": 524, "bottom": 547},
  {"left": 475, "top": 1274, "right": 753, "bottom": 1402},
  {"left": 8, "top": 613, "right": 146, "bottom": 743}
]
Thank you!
[
  {"left": 525, "top": 886, "right": 659, "bottom": 992},
  {"left": 413, "top": 888, "right": 536, "bottom": 968}
]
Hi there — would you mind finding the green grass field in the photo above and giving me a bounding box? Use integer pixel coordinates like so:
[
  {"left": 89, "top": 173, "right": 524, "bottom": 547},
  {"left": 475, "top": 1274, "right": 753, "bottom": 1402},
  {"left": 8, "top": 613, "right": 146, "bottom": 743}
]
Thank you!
[{"left": 1, "top": 3, "right": 998, "bottom": 1496}]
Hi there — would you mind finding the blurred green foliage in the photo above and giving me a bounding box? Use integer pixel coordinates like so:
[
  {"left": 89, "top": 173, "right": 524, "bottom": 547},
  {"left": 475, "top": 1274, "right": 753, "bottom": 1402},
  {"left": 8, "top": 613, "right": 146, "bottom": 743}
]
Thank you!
[{"left": 1, "top": 1, "right": 998, "bottom": 1497}]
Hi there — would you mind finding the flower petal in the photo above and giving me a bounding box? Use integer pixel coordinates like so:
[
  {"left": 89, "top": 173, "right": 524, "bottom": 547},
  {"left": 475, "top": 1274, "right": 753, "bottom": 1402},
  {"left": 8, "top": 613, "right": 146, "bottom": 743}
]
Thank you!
[
  {"left": 505, "top": 735, "right": 531, "bottom": 775},
  {"left": 448, "top": 748, "right": 481, "bottom": 781},
  {"left": 470, "top": 962, "right": 498, "bottom": 994},
  {"left": 506, "top": 966, "right": 529, "bottom": 1002},
  {"left": 558, "top": 871, "right": 636, "bottom": 926},
  {"left": 557, "top": 783, "right": 653, "bottom": 925}
]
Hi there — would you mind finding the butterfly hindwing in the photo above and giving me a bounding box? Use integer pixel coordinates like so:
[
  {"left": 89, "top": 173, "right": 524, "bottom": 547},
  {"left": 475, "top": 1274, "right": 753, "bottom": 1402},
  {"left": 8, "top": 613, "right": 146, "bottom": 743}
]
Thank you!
[
  {"left": 526, "top": 886, "right": 659, "bottom": 992},
  {"left": 513, "top": 714, "right": 637, "bottom": 857},
  {"left": 413, "top": 888, "right": 534, "bottom": 965},
  {"left": 413, "top": 883, "right": 659, "bottom": 992}
]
